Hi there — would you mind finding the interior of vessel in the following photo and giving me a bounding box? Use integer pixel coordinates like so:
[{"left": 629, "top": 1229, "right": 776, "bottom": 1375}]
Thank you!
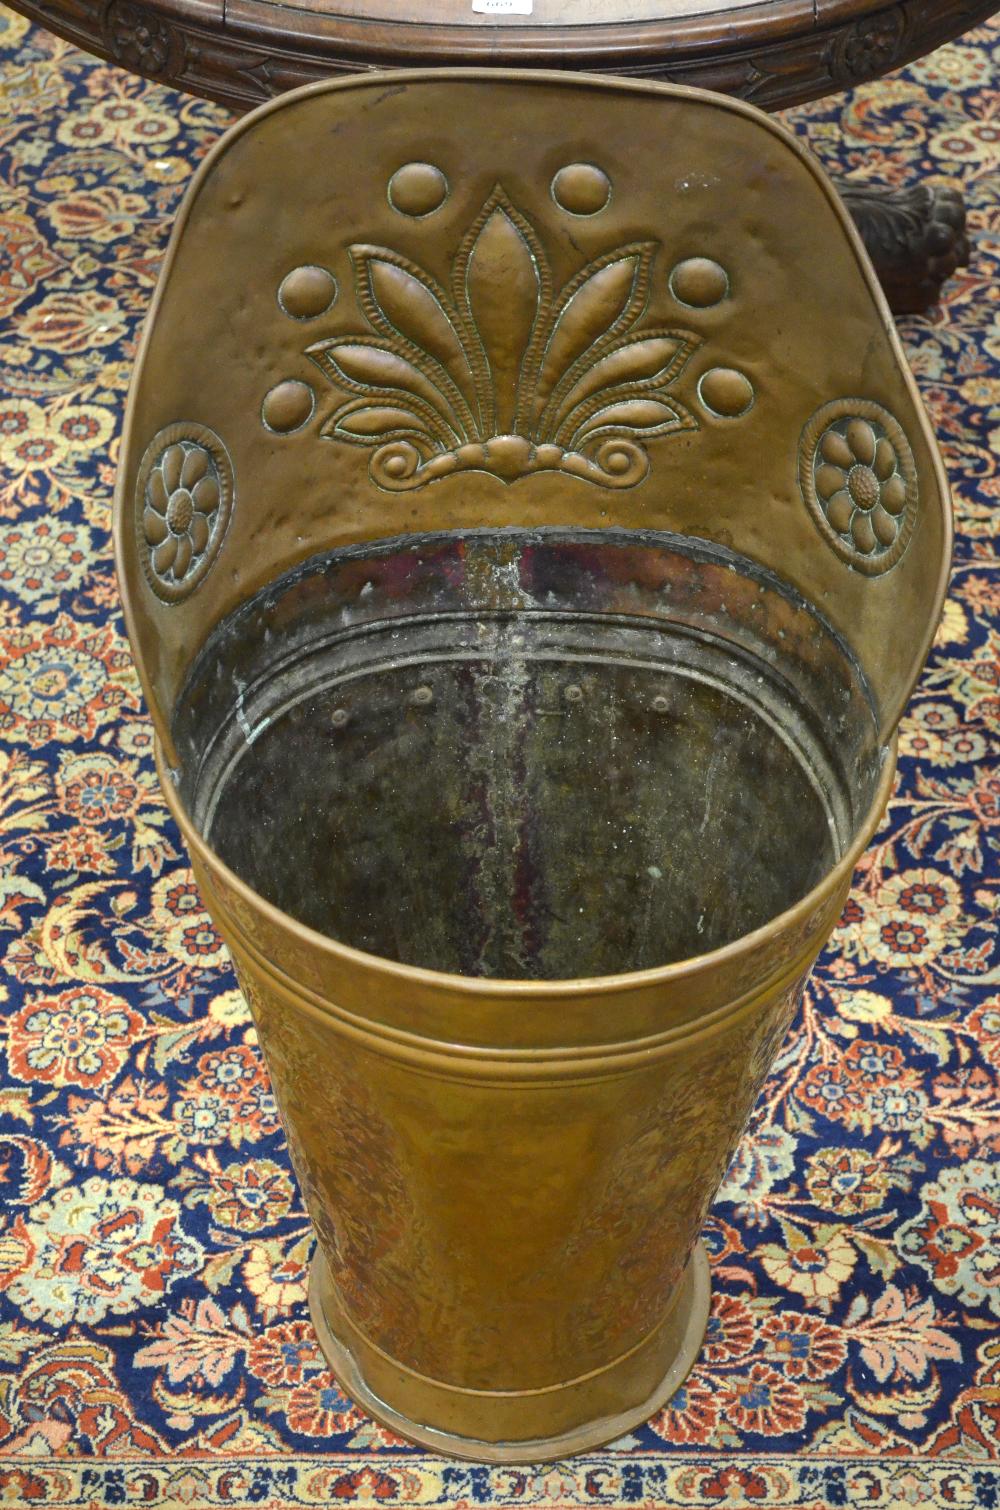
[{"left": 173, "top": 527, "right": 883, "bottom": 980}]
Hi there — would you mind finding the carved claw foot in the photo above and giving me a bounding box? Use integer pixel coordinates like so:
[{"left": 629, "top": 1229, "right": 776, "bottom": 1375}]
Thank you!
[{"left": 837, "top": 181, "right": 970, "bottom": 317}]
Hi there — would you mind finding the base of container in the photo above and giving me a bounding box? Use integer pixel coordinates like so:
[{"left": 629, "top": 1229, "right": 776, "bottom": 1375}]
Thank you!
[{"left": 308, "top": 1240, "right": 711, "bottom": 1462}]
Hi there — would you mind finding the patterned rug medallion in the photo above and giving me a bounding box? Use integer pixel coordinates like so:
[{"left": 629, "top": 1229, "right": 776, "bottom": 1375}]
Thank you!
[{"left": 0, "top": 10, "right": 997, "bottom": 1504}]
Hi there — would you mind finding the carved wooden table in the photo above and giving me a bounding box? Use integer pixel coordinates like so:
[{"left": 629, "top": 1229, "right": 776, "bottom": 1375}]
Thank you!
[{"left": 9, "top": 0, "right": 997, "bottom": 309}]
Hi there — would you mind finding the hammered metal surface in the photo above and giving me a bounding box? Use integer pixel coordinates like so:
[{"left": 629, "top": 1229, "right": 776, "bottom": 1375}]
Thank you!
[{"left": 115, "top": 72, "right": 950, "bottom": 1458}]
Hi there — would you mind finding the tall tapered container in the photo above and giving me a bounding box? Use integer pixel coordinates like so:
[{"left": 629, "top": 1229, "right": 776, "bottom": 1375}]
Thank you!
[{"left": 115, "top": 71, "right": 950, "bottom": 1460}]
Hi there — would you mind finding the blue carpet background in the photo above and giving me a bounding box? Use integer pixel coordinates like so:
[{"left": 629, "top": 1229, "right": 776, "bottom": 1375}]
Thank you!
[{"left": 0, "top": 9, "right": 997, "bottom": 1504}]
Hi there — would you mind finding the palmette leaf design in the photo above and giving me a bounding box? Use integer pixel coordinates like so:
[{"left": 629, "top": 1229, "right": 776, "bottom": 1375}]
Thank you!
[
  {"left": 553, "top": 331, "right": 700, "bottom": 449},
  {"left": 307, "top": 186, "right": 701, "bottom": 491}
]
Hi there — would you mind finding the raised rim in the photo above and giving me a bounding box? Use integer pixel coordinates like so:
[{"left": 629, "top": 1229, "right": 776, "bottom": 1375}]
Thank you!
[
  {"left": 155, "top": 730, "right": 898, "bottom": 1000},
  {"left": 307, "top": 1241, "right": 711, "bottom": 1462}
]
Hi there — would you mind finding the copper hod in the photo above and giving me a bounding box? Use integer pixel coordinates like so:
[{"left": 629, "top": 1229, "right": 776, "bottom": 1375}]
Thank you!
[{"left": 114, "top": 73, "right": 951, "bottom": 1461}]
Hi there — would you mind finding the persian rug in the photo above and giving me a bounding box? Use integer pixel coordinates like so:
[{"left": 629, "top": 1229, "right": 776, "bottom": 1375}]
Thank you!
[{"left": 0, "top": 9, "right": 998, "bottom": 1505}]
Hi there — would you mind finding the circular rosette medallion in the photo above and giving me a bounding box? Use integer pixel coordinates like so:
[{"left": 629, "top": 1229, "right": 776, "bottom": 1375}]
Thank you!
[
  {"left": 135, "top": 422, "right": 234, "bottom": 603},
  {"left": 799, "top": 399, "right": 917, "bottom": 576}
]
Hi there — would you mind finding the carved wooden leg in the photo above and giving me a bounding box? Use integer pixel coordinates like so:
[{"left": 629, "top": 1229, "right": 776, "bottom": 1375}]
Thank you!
[{"left": 836, "top": 181, "right": 969, "bottom": 317}]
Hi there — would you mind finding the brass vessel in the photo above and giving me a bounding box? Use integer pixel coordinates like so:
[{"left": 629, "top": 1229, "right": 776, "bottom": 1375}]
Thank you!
[{"left": 115, "top": 72, "right": 950, "bottom": 1461}]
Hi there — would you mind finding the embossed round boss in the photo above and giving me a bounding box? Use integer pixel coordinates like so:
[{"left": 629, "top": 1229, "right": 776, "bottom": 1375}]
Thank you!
[{"left": 115, "top": 73, "right": 951, "bottom": 1460}]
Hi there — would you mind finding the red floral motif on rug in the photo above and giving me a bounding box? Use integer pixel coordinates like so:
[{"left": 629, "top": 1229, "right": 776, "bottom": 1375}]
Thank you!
[{"left": 0, "top": 6, "right": 997, "bottom": 1503}]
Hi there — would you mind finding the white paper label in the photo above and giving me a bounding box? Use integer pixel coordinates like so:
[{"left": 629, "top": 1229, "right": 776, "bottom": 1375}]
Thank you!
[{"left": 472, "top": 0, "right": 533, "bottom": 14}]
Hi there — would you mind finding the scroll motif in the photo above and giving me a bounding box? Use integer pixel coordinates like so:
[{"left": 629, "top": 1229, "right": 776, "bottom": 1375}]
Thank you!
[{"left": 308, "top": 187, "right": 700, "bottom": 492}]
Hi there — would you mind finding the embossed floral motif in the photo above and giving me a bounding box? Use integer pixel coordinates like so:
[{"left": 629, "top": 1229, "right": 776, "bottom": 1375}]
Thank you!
[
  {"left": 136, "top": 425, "right": 233, "bottom": 602},
  {"left": 799, "top": 400, "right": 917, "bottom": 574},
  {"left": 143, "top": 443, "right": 217, "bottom": 573},
  {"left": 310, "top": 186, "right": 701, "bottom": 491}
]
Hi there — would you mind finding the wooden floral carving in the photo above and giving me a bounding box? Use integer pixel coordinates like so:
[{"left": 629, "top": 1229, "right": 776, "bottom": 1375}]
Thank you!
[{"left": 308, "top": 187, "right": 699, "bottom": 491}]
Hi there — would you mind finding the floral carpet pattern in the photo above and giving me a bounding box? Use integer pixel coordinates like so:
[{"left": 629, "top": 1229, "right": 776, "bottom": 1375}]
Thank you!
[{"left": 0, "top": 9, "right": 998, "bottom": 1506}]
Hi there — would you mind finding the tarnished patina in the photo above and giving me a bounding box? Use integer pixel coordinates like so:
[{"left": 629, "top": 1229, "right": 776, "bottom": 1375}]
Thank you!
[{"left": 115, "top": 71, "right": 950, "bottom": 1461}]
